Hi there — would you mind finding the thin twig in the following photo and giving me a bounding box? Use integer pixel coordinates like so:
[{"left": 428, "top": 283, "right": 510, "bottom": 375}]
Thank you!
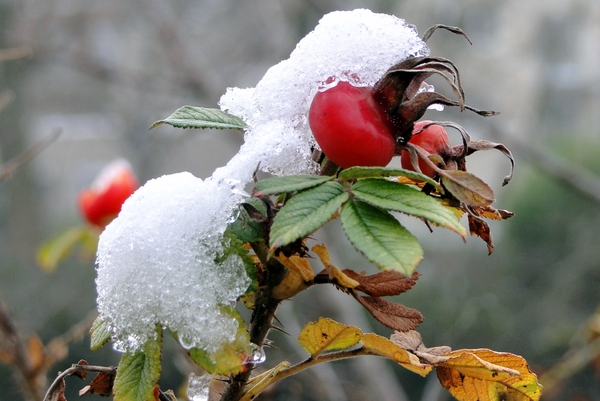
[
  {"left": 43, "top": 363, "right": 116, "bottom": 401},
  {"left": 0, "top": 129, "right": 61, "bottom": 182}
]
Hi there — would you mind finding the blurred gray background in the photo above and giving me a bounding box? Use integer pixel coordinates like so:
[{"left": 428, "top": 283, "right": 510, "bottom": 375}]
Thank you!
[{"left": 1, "top": 0, "right": 599, "bottom": 400}]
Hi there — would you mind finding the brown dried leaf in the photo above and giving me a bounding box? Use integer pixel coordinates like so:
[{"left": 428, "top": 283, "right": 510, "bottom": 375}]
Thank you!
[
  {"left": 343, "top": 270, "right": 420, "bottom": 297},
  {"left": 46, "top": 378, "right": 67, "bottom": 401},
  {"left": 79, "top": 371, "right": 115, "bottom": 397},
  {"left": 391, "top": 330, "right": 452, "bottom": 364},
  {"left": 441, "top": 170, "right": 495, "bottom": 207},
  {"left": 354, "top": 295, "right": 423, "bottom": 332},
  {"left": 466, "top": 140, "right": 515, "bottom": 186},
  {"left": 468, "top": 215, "right": 494, "bottom": 255},
  {"left": 74, "top": 360, "right": 89, "bottom": 380},
  {"left": 390, "top": 330, "right": 427, "bottom": 352},
  {"left": 436, "top": 349, "right": 542, "bottom": 401},
  {"left": 471, "top": 205, "right": 514, "bottom": 221}
]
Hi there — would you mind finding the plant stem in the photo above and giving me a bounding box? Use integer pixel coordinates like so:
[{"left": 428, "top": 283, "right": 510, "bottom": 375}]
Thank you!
[{"left": 220, "top": 240, "right": 287, "bottom": 401}]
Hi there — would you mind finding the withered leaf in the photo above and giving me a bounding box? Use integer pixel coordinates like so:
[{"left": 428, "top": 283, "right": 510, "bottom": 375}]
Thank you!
[
  {"left": 471, "top": 205, "right": 514, "bottom": 221},
  {"left": 441, "top": 170, "right": 495, "bottom": 207},
  {"left": 391, "top": 330, "right": 452, "bottom": 364},
  {"left": 74, "top": 360, "right": 89, "bottom": 380},
  {"left": 79, "top": 371, "right": 115, "bottom": 397},
  {"left": 468, "top": 215, "right": 494, "bottom": 255},
  {"left": 436, "top": 349, "right": 542, "bottom": 401},
  {"left": 466, "top": 140, "right": 515, "bottom": 186},
  {"left": 353, "top": 295, "right": 423, "bottom": 332},
  {"left": 344, "top": 270, "right": 420, "bottom": 297},
  {"left": 46, "top": 378, "right": 67, "bottom": 401},
  {"left": 390, "top": 330, "right": 427, "bottom": 352}
]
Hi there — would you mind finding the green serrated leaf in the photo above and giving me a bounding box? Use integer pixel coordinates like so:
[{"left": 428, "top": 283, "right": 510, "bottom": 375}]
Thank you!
[
  {"left": 341, "top": 200, "right": 423, "bottom": 275},
  {"left": 36, "top": 226, "right": 98, "bottom": 272},
  {"left": 90, "top": 316, "right": 111, "bottom": 351},
  {"left": 270, "top": 182, "right": 348, "bottom": 249},
  {"left": 253, "top": 175, "right": 333, "bottom": 196},
  {"left": 150, "top": 106, "right": 246, "bottom": 130},
  {"left": 440, "top": 170, "right": 495, "bottom": 207},
  {"left": 351, "top": 179, "right": 466, "bottom": 239},
  {"left": 338, "top": 166, "right": 443, "bottom": 193},
  {"left": 188, "top": 307, "right": 251, "bottom": 375},
  {"left": 113, "top": 327, "right": 163, "bottom": 401},
  {"left": 227, "top": 198, "right": 267, "bottom": 244}
]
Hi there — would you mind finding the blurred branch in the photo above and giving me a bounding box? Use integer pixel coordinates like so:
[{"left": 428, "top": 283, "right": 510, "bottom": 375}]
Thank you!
[
  {"left": 490, "top": 124, "right": 600, "bottom": 204},
  {"left": 538, "top": 334, "right": 600, "bottom": 395},
  {"left": 0, "top": 90, "right": 14, "bottom": 114},
  {"left": 0, "top": 46, "right": 32, "bottom": 62},
  {"left": 0, "top": 129, "right": 61, "bottom": 182},
  {"left": 0, "top": 300, "right": 45, "bottom": 400}
]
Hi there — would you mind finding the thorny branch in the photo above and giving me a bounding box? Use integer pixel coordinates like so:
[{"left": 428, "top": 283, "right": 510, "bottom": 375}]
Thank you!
[{"left": 219, "top": 240, "right": 287, "bottom": 401}]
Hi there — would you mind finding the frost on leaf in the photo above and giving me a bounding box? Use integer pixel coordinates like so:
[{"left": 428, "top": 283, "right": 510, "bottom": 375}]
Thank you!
[
  {"left": 96, "top": 172, "right": 251, "bottom": 354},
  {"left": 219, "top": 9, "right": 429, "bottom": 179}
]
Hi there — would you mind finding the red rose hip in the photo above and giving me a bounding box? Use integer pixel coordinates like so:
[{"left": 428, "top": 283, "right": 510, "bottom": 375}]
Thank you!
[
  {"left": 309, "top": 81, "right": 396, "bottom": 169},
  {"left": 401, "top": 121, "right": 450, "bottom": 178},
  {"left": 78, "top": 159, "right": 139, "bottom": 228}
]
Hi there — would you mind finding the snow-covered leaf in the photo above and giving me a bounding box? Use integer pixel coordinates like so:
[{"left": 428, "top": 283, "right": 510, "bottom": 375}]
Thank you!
[{"left": 113, "top": 327, "right": 162, "bottom": 401}]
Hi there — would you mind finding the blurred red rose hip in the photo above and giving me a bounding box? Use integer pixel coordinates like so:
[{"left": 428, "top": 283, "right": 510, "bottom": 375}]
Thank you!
[{"left": 78, "top": 159, "right": 139, "bottom": 228}]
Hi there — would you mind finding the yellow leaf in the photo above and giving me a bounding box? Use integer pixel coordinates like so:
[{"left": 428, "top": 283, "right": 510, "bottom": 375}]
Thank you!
[
  {"left": 312, "top": 244, "right": 359, "bottom": 289},
  {"left": 437, "top": 349, "right": 542, "bottom": 401},
  {"left": 298, "top": 318, "right": 363, "bottom": 358},
  {"left": 272, "top": 254, "right": 314, "bottom": 299},
  {"left": 361, "top": 333, "right": 432, "bottom": 377},
  {"left": 240, "top": 361, "right": 291, "bottom": 401},
  {"left": 36, "top": 226, "right": 98, "bottom": 272}
]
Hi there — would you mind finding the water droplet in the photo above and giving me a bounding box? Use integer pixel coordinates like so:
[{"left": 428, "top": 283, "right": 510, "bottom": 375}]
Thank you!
[
  {"left": 179, "top": 335, "right": 196, "bottom": 350},
  {"left": 244, "top": 343, "right": 266, "bottom": 364},
  {"left": 187, "top": 373, "right": 211, "bottom": 401}
]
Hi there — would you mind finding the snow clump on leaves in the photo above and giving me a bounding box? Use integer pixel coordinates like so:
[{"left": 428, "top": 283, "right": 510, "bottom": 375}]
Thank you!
[{"left": 96, "top": 172, "right": 250, "bottom": 353}]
